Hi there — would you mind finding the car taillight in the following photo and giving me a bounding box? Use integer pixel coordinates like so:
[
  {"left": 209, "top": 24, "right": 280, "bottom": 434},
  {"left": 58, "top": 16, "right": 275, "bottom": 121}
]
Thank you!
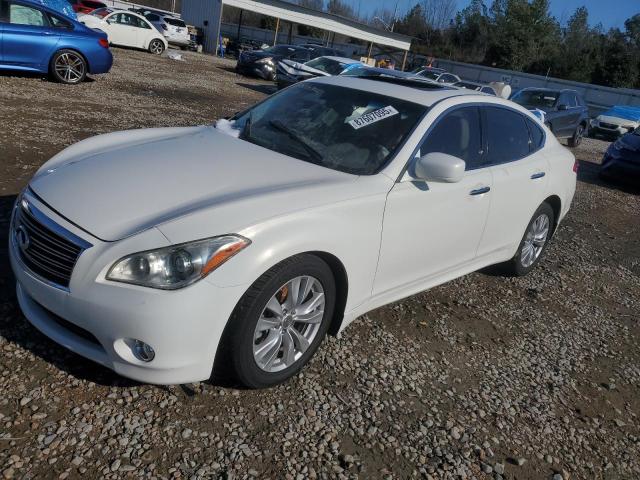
[
  {"left": 573, "top": 159, "right": 579, "bottom": 173},
  {"left": 98, "top": 38, "right": 109, "bottom": 48}
]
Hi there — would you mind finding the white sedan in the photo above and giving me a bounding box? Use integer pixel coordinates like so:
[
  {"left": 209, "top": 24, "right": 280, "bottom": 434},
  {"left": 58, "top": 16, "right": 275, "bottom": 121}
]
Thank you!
[
  {"left": 78, "top": 8, "right": 167, "bottom": 54},
  {"left": 9, "top": 76, "right": 577, "bottom": 388}
]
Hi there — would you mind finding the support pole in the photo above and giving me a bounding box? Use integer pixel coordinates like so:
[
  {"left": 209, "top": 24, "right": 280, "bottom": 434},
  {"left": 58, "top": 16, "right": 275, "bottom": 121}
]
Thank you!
[
  {"left": 288, "top": 21, "right": 293, "bottom": 44},
  {"left": 401, "top": 50, "right": 408, "bottom": 71},
  {"left": 273, "top": 17, "right": 280, "bottom": 46},
  {"left": 237, "top": 9, "right": 243, "bottom": 40},
  {"left": 367, "top": 42, "right": 374, "bottom": 65}
]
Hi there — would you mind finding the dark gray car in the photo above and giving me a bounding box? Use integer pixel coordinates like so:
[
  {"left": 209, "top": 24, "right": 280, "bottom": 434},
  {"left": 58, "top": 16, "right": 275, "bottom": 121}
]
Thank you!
[{"left": 511, "top": 88, "right": 590, "bottom": 147}]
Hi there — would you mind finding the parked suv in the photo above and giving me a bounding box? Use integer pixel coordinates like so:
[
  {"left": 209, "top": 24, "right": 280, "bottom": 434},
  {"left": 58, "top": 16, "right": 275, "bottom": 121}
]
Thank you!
[
  {"left": 142, "top": 12, "right": 190, "bottom": 49},
  {"left": 511, "top": 88, "right": 589, "bottom": 147}
]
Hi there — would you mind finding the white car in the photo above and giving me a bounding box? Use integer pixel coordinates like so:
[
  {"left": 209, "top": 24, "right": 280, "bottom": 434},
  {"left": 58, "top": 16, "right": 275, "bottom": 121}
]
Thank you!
[
  {"left": 414, "top": 67, "right": 461, "bottom": 85},
  {"left": 9, "top": 76, "right": 577, "bottom": 388},
  {"left": 78, "top": 8, "right": 168, "bottom": 54},
  {"left": 591, "top": 108, "right": 640, "bottom": 138}
]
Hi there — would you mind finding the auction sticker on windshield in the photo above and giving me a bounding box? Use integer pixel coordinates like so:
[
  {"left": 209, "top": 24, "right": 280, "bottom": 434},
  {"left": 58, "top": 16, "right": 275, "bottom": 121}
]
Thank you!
[{"left": 349, "top": 106, "right": 399, "bottom": 130}]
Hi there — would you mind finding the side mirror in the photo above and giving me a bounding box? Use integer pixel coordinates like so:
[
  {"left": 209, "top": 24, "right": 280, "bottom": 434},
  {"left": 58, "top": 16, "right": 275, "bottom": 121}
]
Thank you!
[
  {"left": 414, "top": 152, "right": 465, "bottom": 183},
  {"left": 557, "top": 104, "right": 568, "bottom": 111}
]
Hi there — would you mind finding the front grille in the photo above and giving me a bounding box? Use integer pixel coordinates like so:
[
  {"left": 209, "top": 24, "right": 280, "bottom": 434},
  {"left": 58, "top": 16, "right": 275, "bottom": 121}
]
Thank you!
[
  {"left": 12, "top": 200, "right": 85, "bottom": 288},
  {"left": 599, "top": 122, "right": 618, "bottom": 130}
]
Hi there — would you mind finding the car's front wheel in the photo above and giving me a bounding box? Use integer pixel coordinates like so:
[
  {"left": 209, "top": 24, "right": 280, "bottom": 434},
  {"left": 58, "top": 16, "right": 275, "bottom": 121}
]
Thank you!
[
  {"left": 50, "top": 49, "right": 87, "bottom": 85},
  {"left": 149, "top": 39, "right": 165, "bottom": 55},
  {"left": 217, "top": 254, "right": 336, "bottom": 388},
  {"left": 506, "top": 202, "right": 555, "bottom": 276}
]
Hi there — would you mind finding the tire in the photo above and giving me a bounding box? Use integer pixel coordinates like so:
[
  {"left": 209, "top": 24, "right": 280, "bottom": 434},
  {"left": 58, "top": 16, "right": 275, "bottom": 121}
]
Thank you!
[
  {"left": 149, "top": 39, "right": 165, "bottom": 55},
  {"left": 568, "top": 123, "right": 585, "bottom": 148},
  {"left": 216, "top": 254, "right": 336, "bottom": 388},
  {"left": 50, "top": 49, "right": 87, "bottom": 85},
  {"left": 505, "top": 202, "right": 555, "bottom": 276}
]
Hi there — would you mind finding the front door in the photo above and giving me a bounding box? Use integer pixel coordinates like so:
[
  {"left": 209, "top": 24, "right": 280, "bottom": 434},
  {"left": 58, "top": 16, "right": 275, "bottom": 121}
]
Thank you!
[
  {"left": 374, "top": 106, "right": 493, "bottom": 295},
  {"left": 1, "top": 1, "right": 59, "bottom": 69}
]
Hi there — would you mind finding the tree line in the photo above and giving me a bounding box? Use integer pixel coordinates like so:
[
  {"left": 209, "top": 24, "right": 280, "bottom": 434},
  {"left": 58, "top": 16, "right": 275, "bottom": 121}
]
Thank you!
[{"left": 299, "top": 0, "right": 638, "bottom": 89}]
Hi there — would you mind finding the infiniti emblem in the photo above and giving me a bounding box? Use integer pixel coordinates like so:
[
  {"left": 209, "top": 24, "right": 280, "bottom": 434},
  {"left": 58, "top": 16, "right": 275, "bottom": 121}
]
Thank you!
[{"left": 15, "top": 225, "right": 30, "bottom": 252}]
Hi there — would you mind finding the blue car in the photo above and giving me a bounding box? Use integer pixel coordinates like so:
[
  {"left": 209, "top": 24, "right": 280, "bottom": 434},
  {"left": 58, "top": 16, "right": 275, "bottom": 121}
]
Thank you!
[{"left": 0, "top": 0, "right": 112, "bottom": 84}]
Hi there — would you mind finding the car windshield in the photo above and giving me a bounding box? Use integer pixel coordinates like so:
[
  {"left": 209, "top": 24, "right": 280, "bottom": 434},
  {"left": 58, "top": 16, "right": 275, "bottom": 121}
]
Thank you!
[
  {"left": 219, "top": 83, "right": 427, "bottom": 175},
  {"left": 91, "top": 7, "right": 111, "bottom": 17},
  {"left": 305, "top": 57, "right": 347, "bottom": 75},
  {"left": 264, "top": 46, "right": 299, "bottom": 56},
  {"left": 512, "top": 90, "right": 559, "bottom": 109},
  {"left": 418, "top": 70, "right": 440, "bottom": 81}
]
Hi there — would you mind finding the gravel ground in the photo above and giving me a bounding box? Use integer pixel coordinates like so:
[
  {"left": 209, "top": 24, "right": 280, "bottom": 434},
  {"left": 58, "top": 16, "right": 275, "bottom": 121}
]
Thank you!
[{"left": 0, "top": 49, "right": 639, "bottom": 480}]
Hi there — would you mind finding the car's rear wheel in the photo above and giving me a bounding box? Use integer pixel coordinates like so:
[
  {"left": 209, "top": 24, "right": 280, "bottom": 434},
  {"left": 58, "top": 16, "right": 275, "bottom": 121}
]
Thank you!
[
  {"left": 149, "top": 39, "right": 165, "bottom": 55},
  {"left": 568, "top": 123, "right": 585, "bottom": 148},
  {"left": 505, "top": 202, "right": 555, "bottom": 276},
  {"left": 216, "top": 254, "right": 336, "bottom": 388},
  {"left": 50, "top": 49, "right": 87, "bottom": 85}
]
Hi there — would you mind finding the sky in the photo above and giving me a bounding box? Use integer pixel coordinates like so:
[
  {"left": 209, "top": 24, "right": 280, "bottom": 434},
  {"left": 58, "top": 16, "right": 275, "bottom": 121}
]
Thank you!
[{"left": 355, "top": 0, "right": 635, "bottom": 30}]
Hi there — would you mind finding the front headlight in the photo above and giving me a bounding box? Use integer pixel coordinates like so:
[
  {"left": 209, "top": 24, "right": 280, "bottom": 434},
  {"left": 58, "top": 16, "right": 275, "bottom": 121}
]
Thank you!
[
  {"left": 256, "top": 57, "right": 273, "bottom": 65},
  {"left": 106, "top": 235, "right": 250, "bottom": 290}
]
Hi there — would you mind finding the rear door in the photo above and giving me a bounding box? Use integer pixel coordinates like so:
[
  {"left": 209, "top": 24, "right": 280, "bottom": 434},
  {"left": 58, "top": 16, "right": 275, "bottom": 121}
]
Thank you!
[
  {"left": 1, "top": 1, "right": 60, "bottom": 69},
  {"left": 476, "top": 106, "right": 550, "bottom": 258}
]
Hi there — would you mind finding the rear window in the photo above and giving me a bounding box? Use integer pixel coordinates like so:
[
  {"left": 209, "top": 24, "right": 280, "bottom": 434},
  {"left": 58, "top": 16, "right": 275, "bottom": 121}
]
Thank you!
[
  {"left": 526, "top": 117, "right": 545, "bottom": 151},
  {"left": 83, "top": 0, "right": 105, "bottom": 8},
  {"left": 485, "top": 107, "right": 531, "bottom": 163},
  {"left": 164, "top": 17, "right": 185, "bottom": 27}
]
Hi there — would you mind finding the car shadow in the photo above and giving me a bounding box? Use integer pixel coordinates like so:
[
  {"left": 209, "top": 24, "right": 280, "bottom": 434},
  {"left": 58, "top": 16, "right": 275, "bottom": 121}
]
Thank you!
[
  {"left": 577, "top": 160, "right": 640, "bottom": 196},
  {"left": 236, "top": 82, "right": 277, "bottom": 95},
  {"left": 0, "top": 70, "right": 96, "bottom": 84}
]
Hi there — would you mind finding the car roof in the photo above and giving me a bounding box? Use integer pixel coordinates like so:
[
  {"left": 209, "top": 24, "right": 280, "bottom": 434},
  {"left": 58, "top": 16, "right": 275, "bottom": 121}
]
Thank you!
[{"left": 310, "top": 75, "right": 481, "bottom": 107}]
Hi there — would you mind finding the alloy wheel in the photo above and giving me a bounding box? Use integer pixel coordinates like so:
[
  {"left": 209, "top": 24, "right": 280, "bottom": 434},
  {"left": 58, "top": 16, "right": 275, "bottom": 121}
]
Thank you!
[
  {"left": 150, "top": 40, "right": 164, "bottom": 54},
  {"left": 54, "top": 52, "right": 85, "bottom": 84},
  {"left": 252, "top": 275, "right": 325, "bottom": 373},
  {"left": 520, "top": 213, "right": 550, "bottom": 268}
]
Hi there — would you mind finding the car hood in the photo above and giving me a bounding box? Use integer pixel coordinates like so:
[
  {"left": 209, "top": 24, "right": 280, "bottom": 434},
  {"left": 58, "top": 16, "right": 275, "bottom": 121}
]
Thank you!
[
  {"left": 29, "top": 126, "right": 357, "bottom": 242},
  {"left": 597, "top": 115, "right": 639, "bottom": 127},
  {"left": 616, "top": 132, "right": 640, "bottom": 152}
]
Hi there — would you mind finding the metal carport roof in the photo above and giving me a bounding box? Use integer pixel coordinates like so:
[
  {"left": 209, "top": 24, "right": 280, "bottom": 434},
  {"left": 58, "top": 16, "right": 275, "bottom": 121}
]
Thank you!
[
  {"left": 182, "top": 0, "right": 412, "bottom": 54},
  {"left": 223, "top": 0, "right": 412, "bottom": 51}
]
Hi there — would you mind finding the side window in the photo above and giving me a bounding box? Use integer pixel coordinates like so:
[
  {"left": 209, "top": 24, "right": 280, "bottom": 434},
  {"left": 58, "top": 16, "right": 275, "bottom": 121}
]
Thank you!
[
  {"left": 570, "top": 93, "right": 579, "bottom": 107},
  {"left": 146, "top": 13, "right": 160, "bottom": 21},
  {"left": 291, "top": 51, "right": 310, "bottom": 62},
  {"left": 525, "top": 117, "right": 545, "bottom": 152},
  {"left": 9, "top": 2, "right": 46, "bottom": 26},
  {"left": 484, "top": 107, "right": 531, "bottom": 164},
  {"left": 48, "top": 13, "right": 71, "bottom": 28},
  {"left": 419, "top": 107, "right": 484, "bottom": 170},
  {"left": 558, "top": 93, "right": 571, "bottom": 108},
  {"left": 0, "top": 0, "right": 8, "bottom": 22},
  {"left": 135, "top": 16, "right": 150, "bottom": 28}
]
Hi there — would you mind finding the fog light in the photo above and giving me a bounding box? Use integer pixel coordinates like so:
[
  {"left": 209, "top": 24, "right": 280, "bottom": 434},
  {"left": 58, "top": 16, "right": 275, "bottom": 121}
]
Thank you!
[{"left": 133, "top": 340, "right": 155, "bottom": 362}]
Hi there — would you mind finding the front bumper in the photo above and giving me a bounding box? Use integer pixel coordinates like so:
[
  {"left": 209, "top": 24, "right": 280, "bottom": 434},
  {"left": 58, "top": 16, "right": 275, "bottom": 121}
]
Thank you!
[{"left": 9, "top": 193, "right": 248, "bottom": 384}]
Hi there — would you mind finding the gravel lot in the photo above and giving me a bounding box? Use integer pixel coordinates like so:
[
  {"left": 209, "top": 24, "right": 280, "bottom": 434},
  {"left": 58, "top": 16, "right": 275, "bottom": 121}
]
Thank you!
[{"left": 0, "top": 49, "right": 639, "bottom": 480}]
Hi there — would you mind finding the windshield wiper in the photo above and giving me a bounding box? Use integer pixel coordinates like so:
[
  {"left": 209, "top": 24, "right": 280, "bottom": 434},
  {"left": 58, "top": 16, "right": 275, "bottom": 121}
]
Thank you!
[{"left": 268, "top": 120, "right": 324, "bottom": 164}]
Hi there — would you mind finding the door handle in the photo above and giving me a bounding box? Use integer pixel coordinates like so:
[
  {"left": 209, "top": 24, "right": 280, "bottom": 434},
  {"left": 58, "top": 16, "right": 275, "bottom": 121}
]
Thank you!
[
  {"left": 469, "top": 186, "right": 490, "bottom": 196},
  {"left": 531, "top": 172, "right": 546, "bottom": 179}
]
